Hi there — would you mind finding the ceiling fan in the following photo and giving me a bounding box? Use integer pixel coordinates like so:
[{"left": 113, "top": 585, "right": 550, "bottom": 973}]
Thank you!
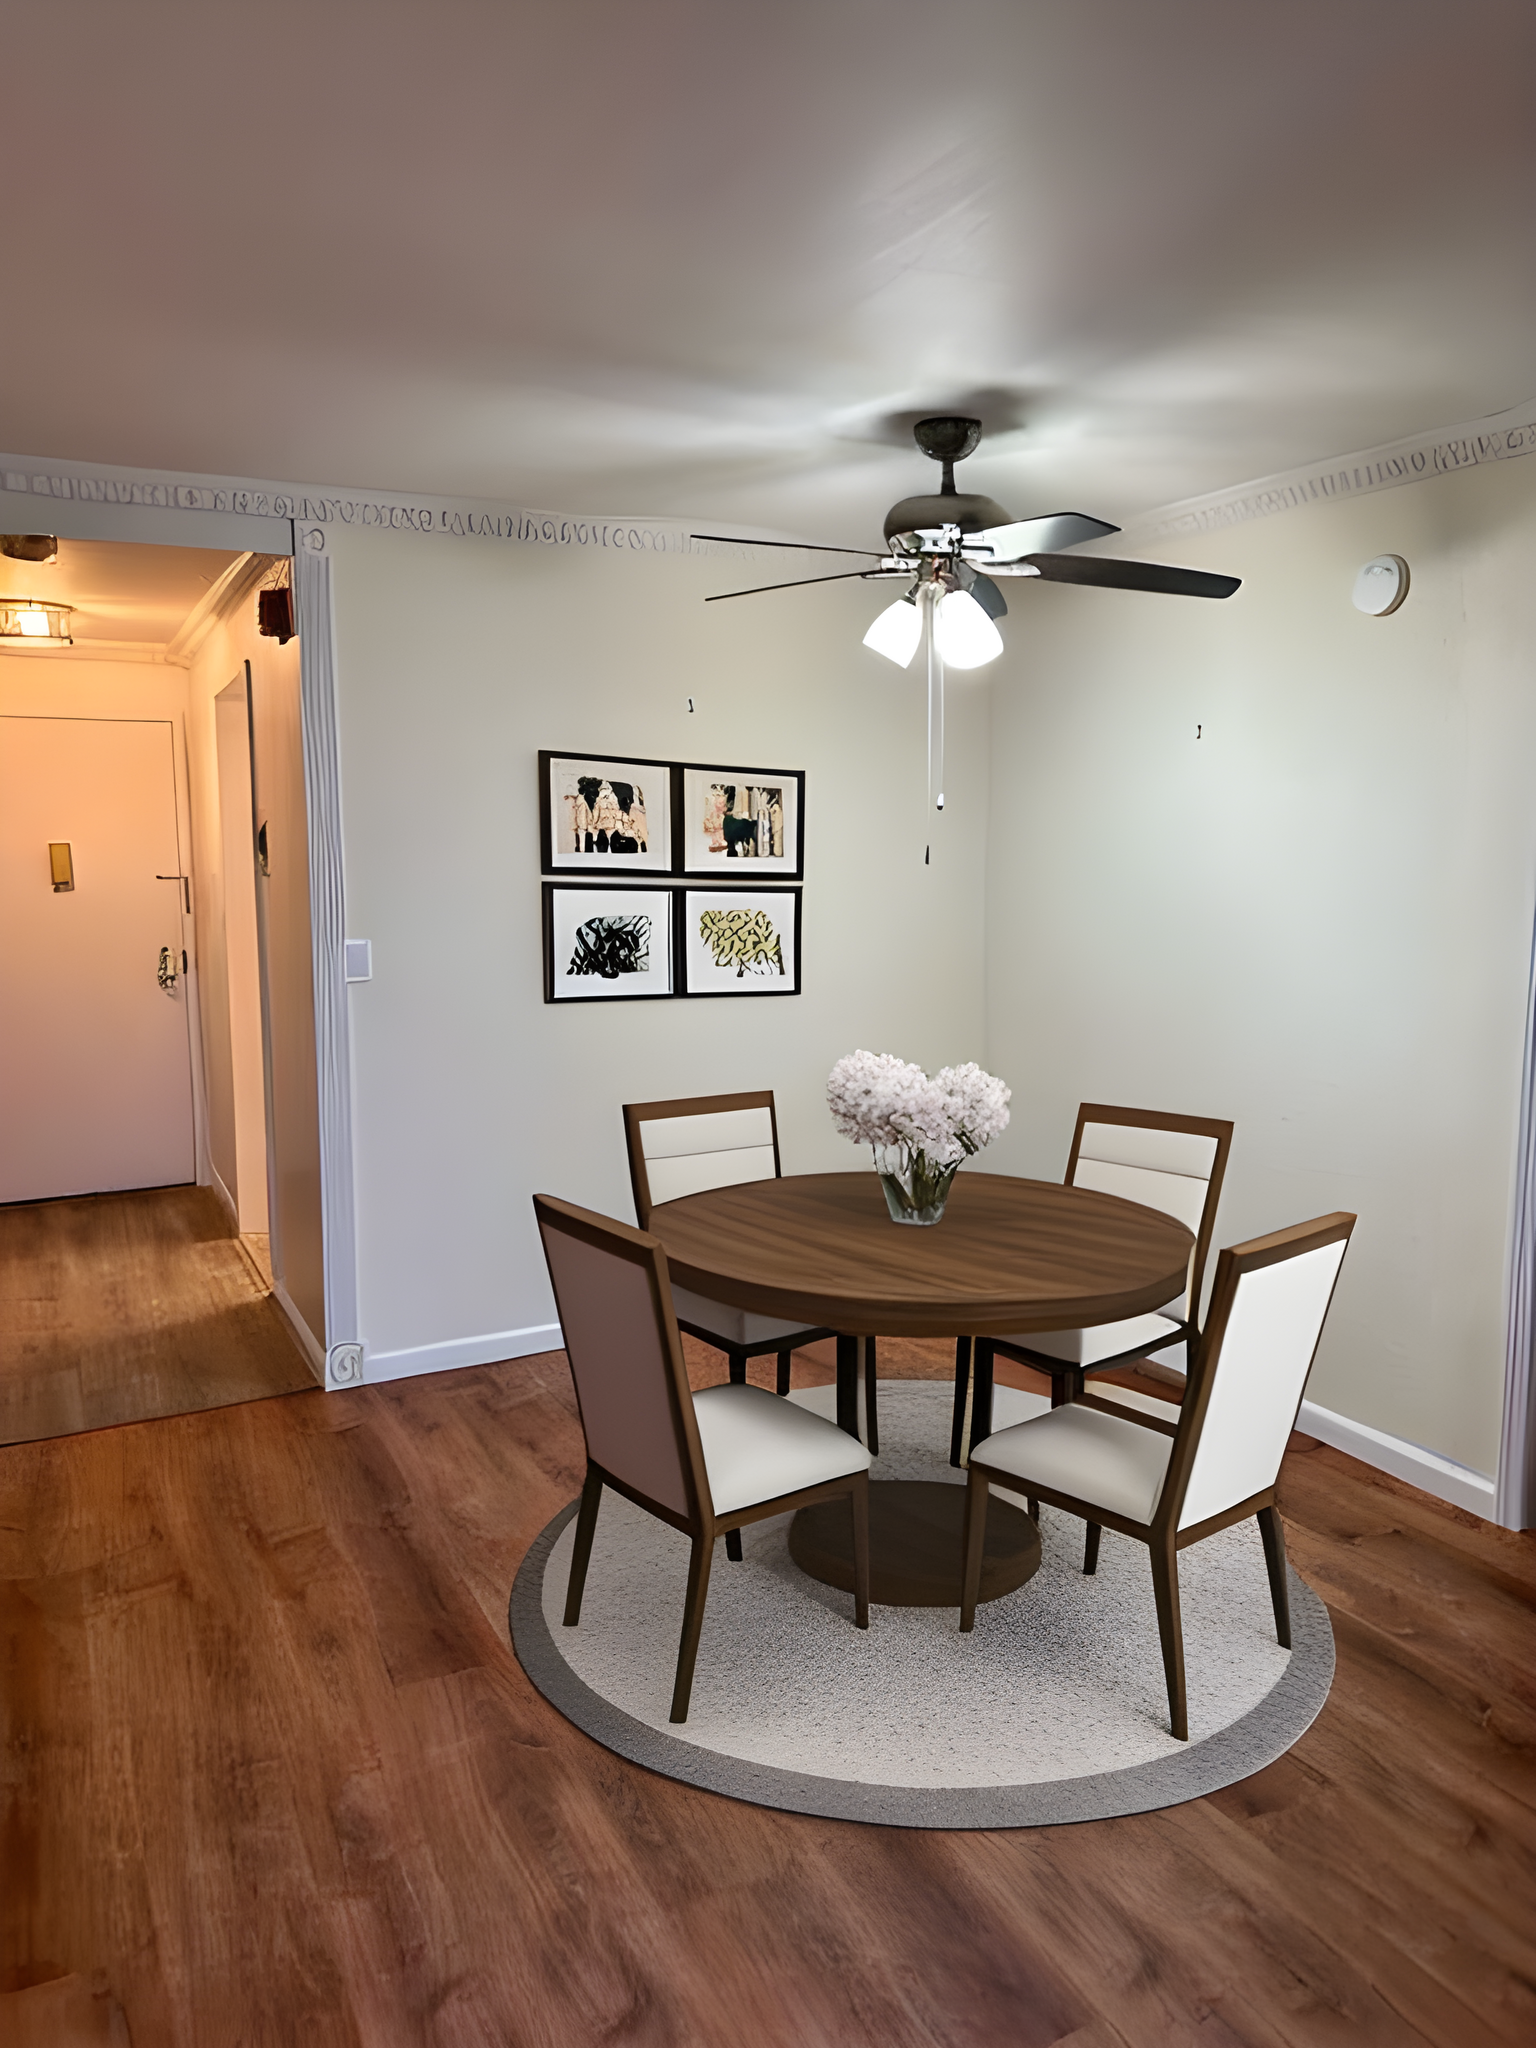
[{"left": 693, "top": 416, "right": 1239, "bottom": 812}]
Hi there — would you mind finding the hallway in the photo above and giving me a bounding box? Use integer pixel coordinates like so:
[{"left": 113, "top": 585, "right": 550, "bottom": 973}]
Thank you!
[{"left": 0, "top": 1186, "right": 315, "bottom": 1446}]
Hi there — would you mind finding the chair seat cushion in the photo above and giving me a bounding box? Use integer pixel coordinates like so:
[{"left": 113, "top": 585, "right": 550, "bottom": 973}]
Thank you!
[
  {"left": 693, "top": 1383, "right": 871, "bottom": 1515},
  {"left": 1003, "top": 1311, "right": 1184, "bottom": 1368},
  {"left": 971, "top": 1403, "right": 1172, "bottom": 1525},
  {"left": 673, "top": 1285, "right": 820, "bottom": 1349}
]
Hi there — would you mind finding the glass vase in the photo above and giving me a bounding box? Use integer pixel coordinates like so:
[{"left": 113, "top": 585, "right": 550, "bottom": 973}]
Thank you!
[{"left": 874, "top": 1145, "right": 961, "bottom": 1226}]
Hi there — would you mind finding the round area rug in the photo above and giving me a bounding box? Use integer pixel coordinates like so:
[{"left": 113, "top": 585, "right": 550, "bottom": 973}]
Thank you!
[{"left": 510, "top": 1382, "right": 1334, "bottom": 1829}]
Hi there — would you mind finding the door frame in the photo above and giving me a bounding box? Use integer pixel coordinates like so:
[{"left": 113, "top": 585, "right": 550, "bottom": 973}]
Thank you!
[{"left": 292, "top": 528, "right": 361, "bottom": 1389}]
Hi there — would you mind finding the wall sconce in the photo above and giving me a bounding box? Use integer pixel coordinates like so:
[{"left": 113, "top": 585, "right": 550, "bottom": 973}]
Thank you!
[{"left": 0, "top": 599, "right": 73, "bottom": 645}]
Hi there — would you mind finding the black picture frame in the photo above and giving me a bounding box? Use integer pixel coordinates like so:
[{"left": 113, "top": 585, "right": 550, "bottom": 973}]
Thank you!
[
  {"left": 679, "top": 886, "right": 802, "bottom": 997},
  {"left": 542, "top": 883, "right": 679, "bottom": 1003},
  {"left": 539, "top": 750, "right": 674, "bottom": 876},
  {"left": 675, "top": 761, "right": 805, "bottom": 881}
]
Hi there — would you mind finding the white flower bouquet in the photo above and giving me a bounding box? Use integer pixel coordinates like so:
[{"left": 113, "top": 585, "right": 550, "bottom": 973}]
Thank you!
[{"left": 826, "top": 1050, "right": 1011, "bottom": 1224}]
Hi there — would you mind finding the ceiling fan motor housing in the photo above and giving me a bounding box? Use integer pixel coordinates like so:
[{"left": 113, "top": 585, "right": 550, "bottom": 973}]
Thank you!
[{"left": 885, "top": 415, "right": 1011, "bottom": 544}]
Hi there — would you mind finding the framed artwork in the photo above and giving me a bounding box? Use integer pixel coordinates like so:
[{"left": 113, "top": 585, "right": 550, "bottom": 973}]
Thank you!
[
  {"left": 540, "top": 751, "right": 672, "bottom": 874},
  {"left": 679, "top": 764, "right": 803, "bottom": 879},
  {"left": 681, "top": 888, "right": 801, "bottom": 997},
  {"left": 543, "top": 885, "right": 676, "bottom": 1002}
]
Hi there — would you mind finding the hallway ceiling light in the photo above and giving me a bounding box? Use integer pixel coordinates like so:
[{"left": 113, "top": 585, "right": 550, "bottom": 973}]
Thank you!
[
  {"left": 0, "top": 599, "right": 74, "bottom": 645},
  {"left": 695, "top": 417, "right": 1242, "bottom": 812},
  {"left": 1, "top": 533, "right": 59, "bottom": 564}
]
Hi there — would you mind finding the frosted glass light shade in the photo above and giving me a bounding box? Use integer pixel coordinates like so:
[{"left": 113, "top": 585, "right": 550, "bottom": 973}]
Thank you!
[
  {"left": 862, "top": 595, "right": 922, "bottom": 667},
  {"left": 934, "top": 589, "right": 1004, "bottom": 668}
]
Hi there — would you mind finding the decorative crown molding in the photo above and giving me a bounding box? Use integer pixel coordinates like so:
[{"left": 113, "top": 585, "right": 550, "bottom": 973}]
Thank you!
[
  {"left": 1136, "top": 397, "right": 1536, "bottom": 542},
  {"left": 1, "top": 451, "right": 696, "bottom": 557}
]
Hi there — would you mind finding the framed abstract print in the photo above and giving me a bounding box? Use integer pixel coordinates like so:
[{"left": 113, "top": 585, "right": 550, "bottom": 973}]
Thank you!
[
  {"left": 678, "top": 764, "right": 803, "bottom": 880},
  {"left": 681, "top": 887, "right": 801, "bottom": 996},
  {"left": 540, "top": 751, "right": 672, "bottom": 875},
  {"left": 543, "top": 885, "right": 676, "bottom": 1002}
]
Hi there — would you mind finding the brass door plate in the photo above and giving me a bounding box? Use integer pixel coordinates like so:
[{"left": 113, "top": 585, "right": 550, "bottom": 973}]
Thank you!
[{"left": 49, "top": 842, "right": 74, "bottom": 891}]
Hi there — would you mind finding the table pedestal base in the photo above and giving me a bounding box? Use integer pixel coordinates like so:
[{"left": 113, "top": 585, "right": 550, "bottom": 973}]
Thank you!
[{"left": 787, "top": 1480, "right": 1040, "bottom": 1607}]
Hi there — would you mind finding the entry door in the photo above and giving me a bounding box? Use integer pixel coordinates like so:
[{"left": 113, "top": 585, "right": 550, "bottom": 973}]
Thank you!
[{"left": 0, "top": 716, "right": 195, "bottom": 1202}]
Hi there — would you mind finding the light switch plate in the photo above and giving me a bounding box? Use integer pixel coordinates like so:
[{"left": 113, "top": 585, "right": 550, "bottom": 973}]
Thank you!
[{"left": 344, "top": 939, "right": 372, "bottom": 982}]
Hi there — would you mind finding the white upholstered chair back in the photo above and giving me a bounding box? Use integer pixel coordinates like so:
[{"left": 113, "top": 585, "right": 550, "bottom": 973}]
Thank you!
[
  {"left": 1071, "top": 1121, "right": 1218, "bottom": 1235},
  {"left": 1071, "top": 1120, "right": 1220, "bottom": 1313},
  {"left": 1175, "top": 1237, "right": 1348, "bottom": 1531},
  {"left": 628, "top": 1098, "right": 779, "bottom": 1221}
]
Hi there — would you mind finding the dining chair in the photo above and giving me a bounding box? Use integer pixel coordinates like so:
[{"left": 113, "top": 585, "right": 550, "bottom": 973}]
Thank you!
[
  {"left": 624, "top": 1091, "right": 836, "bottom": 1400},
  {"left": 950, "top": 1103, "right": 1234, "bottom": 1466},
  {"left": 959, "top": 1210, "right": 1354, "bottom": 1739},
  {"left": 534, "top": 1193, "right": 871, "bottom": 1723}
]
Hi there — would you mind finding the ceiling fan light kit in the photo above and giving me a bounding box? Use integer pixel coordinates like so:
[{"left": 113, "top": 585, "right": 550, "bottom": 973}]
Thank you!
[
  {"left": 695, "top": 416, "right": 1242, "bottom": 813},
  {"left": 863, "top": 593, "right": 923, "bottom": 667}
]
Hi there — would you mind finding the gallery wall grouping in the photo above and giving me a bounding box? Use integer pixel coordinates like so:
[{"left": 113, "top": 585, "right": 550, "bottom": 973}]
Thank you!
[{"left": 538, "top": 750, "right": 804, "bottom": 1001}]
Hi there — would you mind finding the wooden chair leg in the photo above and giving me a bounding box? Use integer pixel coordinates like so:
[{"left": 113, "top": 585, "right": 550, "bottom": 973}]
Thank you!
[
  {"left": 863, "top": 1335, "right": 880, "bottom": 1458},
  {"left": 1149, "top": 1538, "right": 1187, "bottom": 1741},
  {"left": 776, "top": 1349, "right": 792, "bottom": 1396},
  {"left": 971, "top": 1340, "right": 995, "bottom": 1453},
  {"left": 728, "top": 1348, "right": 747, "bottom": 1385},
  {"left": 563, "top": 1469, "right": 603, "bottom": 1627},
  {"left": 725, "top": 1529, "right": 743, "bottom": 1561},
  {"left": 1027, "top": 1497, "right": 1039, "bottom": 1521},
  {"left": 670, "top": 1531, "right": 715, "bottom": 1723},
  {"left": 1257, "top": 1504, "right": 1292, "bottom": 1649},
  {"left": 949, "top": 1335, "right": 972, "bottom": 1467},
  {"left": 835, "top": 1332, "right": 860, "bottom": 1438},
  {"left": 959, "top": 1469, "right": 989, "bottom": 1631},
  {"left": 1083, "top": 1521, "right": 1101, "bottom": 1574},
  {"left": 849, "top": 1471, "right": 870, "bottom": 1629}
]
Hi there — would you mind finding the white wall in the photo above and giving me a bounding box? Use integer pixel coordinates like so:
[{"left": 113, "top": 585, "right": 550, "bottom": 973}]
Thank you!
[
  {"left": 325, "top": 528, "right": 989, "bottom": 1374},
  {"left": 983, "top": 454, "right": 1536, "bottom": 1479}
]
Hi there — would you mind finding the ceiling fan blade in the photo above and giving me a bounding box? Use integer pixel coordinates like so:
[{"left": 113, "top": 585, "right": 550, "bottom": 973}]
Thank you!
[
  {"left": 972, "top": 513, "right": 1121, "bottom": 561},
  {"left": 1023, "top": 553, "right": 1241, "bottom": 599},
  {"left": 705, "top": 568, "right": 903, "bottom": 602},
  {"left": 692, "top": 532, "right": 888, "bottom": 559},
  {"left": 969, "top": 571, "right": 1007, "bottom": 621}
]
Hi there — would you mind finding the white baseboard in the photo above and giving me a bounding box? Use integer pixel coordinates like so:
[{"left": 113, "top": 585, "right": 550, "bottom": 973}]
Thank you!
[
  {"left": 1297, "top": 1399, "right": 1497, "bottom": 1519},
  {"left": 361, "top": 1321, "right": 564, "bottom": 1385},
  {"left": 270, "top": 1278, "right": 326, "bottom": 1385},
  {"left": 209, "top": 1165, "right": 239, "bottom": 1233}
]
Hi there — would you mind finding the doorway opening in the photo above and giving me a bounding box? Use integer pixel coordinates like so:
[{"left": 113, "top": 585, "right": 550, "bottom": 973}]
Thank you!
[{"left": 0, "top": 534, "right": 323, "bottom": 1443}]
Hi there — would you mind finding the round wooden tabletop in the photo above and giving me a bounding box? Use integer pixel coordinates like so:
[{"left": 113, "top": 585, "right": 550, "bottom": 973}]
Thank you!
[{"left": 648, "top": 1170, "right": 1194, "bottom": 1337}]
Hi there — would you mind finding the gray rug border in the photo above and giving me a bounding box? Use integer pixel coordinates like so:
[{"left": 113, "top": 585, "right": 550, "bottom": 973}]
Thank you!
[{"left": 510, "top": 1498, "right": 1335, "bottom": 1831}]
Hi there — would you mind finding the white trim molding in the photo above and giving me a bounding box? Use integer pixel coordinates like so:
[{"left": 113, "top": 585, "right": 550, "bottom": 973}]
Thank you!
[
  {"left": 272, "top": 1278, "right": 326, "bottom": 1382},
  {"left": 2, "top": 448, "right": 693, "bottom": 558},
  {"left": 1298, "top": 1399, "right": 1497, "bottom": 1521},
  {"left": 1138, "top": 397, "right": 1536, "bottom": 542},
  {"left": 293, "top": 532, "right": 361, "bottom": 1373},
  {"left": 362, "top": 1322, "right": 565, "bottom": 1386}
]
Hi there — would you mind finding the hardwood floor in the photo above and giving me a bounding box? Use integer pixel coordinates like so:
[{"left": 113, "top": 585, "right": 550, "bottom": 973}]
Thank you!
[
  {"left": 1, "top": 1336, "right": 1532, "bottom": 2046},
  {"left": 0, "top": 1186, "right": 315, "bottom": 1447}
]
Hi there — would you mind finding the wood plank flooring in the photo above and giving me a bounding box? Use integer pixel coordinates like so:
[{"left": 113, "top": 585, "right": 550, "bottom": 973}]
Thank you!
[
  {"left": 0, "top": 1186, "right": 316, "bottom": 1446},
  {"left": 1, "top": 1336, "right": 1532, "bottom": 2046}
]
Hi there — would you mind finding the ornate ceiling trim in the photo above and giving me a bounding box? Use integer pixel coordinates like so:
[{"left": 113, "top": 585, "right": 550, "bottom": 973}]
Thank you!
[
  {"left": 1137, "top": 397, "right": 1536, "bottom": 542},
  {"left": 1, "top": 451, "right": 693, "bottom": 555}
]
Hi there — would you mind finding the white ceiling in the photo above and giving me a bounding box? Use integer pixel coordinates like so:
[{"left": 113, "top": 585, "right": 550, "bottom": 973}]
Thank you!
[
  {"left": 0, "top": 540, "right": 240, "bottom": 646},
  {"left": 5, "top": 1, "right": 1533, "bottom": 545}
]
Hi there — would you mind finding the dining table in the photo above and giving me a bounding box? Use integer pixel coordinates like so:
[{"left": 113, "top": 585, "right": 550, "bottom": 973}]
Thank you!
[{"left": 648, "top": 1169, "right": 1195, "bottom": 1606}]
